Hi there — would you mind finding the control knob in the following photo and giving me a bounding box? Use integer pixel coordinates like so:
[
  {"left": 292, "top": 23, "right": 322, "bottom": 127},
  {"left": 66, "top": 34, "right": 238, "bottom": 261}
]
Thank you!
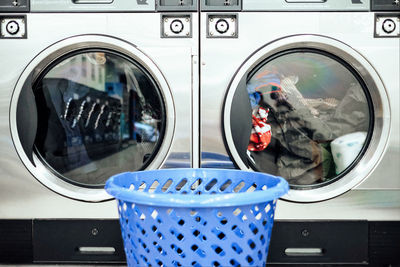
[
  {"left": 170, "top": 19, "right": 184, "bottom": 34},
  {"left": 382, "top": 19, "right": 396, "bottom": 34},
  {"left": 6, "top": 20, "right": 19, "bottom": 35},
  {"left": 215, "top": 19, "right": 229, "bottom": 34}
]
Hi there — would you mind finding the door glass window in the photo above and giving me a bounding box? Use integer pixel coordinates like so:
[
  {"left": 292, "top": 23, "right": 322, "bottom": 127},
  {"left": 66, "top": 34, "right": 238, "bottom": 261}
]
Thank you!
[
  {"left": 245, "top": 50, "right": 372, "bottom": 187},
  {"left": 33, "top": 51, "right": 165, "bottom": 187}
]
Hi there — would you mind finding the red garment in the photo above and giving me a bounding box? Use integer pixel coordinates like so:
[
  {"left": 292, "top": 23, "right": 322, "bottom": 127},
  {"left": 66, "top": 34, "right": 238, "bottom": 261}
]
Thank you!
[{"left": 248, "top": 107, "right": 271, "bottom": 152}]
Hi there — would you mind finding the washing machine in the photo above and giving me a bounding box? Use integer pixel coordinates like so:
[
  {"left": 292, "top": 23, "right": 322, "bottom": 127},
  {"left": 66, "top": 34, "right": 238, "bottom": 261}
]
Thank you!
[
  {"left": 0, "top": 0, "right": 198, "bottom": 263},
  {"left": 200, "top": 0, "right": 400, "bottom": 264}
]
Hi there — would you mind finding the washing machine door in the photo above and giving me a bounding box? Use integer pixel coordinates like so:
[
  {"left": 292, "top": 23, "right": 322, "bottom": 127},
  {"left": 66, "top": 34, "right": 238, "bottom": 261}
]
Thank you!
[
  {"left": 223, "top": 35, "right": 390, "bottom": 202},
  {"left": 10, "top": 35, "right": 174, "bottom": 201}
]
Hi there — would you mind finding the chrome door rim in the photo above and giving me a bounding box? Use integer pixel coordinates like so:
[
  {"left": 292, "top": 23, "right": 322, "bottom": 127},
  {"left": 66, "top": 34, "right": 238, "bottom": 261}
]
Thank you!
[
  {"left": 10, "top": 34, "right": 176, "bottom": 202},
  {"left": 223, "top": 34, "right": 390, "bottom": 202}
]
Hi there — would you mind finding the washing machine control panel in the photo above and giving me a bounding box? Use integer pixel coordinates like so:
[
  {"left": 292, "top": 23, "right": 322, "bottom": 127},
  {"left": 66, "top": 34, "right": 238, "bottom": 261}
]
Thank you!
[
  {"left": 375, "top": 14, "right": 400, "bottom": 37},
  {"left": 206, "top": 14, "right": 238, "bottom": 38},
  {"left": 0, "top": 15, "right": 26, "bottom": 38},
  {"left": 161, "top": 14, "right": 192, "bottom": 38}
]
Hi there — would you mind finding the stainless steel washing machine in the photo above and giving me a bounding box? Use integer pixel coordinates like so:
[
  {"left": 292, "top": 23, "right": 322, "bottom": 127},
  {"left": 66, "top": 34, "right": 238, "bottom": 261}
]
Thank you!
[
  {"left": 200, "top": 0, "right": 400, "bottom": 264},
  {"left": 0, "top": 0, "right": 198, "bottom": 263}
]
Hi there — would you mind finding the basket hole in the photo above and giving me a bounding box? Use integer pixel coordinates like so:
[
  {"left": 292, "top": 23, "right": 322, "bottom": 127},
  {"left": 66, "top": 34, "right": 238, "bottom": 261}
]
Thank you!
[
  {"left": 172, "top": 260, "right": 182, "bottom": 267},
  {"left": 190, "top": 210, "right": 198, "bottom": 216},
  {"left": 212, "top": 261, "right": 221, "bottom": 267},
  {"left": 258, "top": 250, "right": 263, "bottom": 260},
  {"left": 205, "top": 178, "right": 218, "bottom": 191},
  {"left": 149, "top": 180, "right": 160, "bottom": 193},
  {"left": 262, "top": 219, "right": 267, "bottom": 227},
  {"left": 193, "top": 230, "right": 200, "bottom": 237},
  {"left": 217, "top": 232, "right": 226, "bottom": 240},
  {"left": 231, "top": 242, "right": 243, "bottom": 254},
  {"left": 151, "top": 210, "right": 159, "bottom": 219},
  {"left": 220, "top": 218, "right": 228, "bottom": 225},
  {"left": 157, "top": 232, "right": 163, "bottom": 239},
  {"left": 233, "top": 208, "right": 241, "bottom": 216},
  {"left": 232, "top": 225, "right": 244, "bottom": 238},
  {"left": 260, "top": 234, "right": 265, "bottom": 245},
  {"left": 140, "top": 255, "right": 148, "bottom": 262},
  {"left": 178, "top": 219, "right": 185, "bottom": 226},
  {"left": 230, "top": 259, "right": 240, "bottom": 267},
  {"left": 233, "top": 181, "right": 245, "bottom": 192},
  {"left": 219, "top": 179, "right": 232, "bottom": 191},
  {"left": 152, "top": 225, "right": 157, "bottom": 232},
  {"left": 122, "top": 203, "right": 127, "bottom": 211},
  {"left": 195, "top": 216, "right": 201, "bottom": 222},
  {"left": 191, "top": 244, "right": 198, "bottom": 251},
  {"left": 241, "top": 214, "right": 248, "bottom": 221},
  {"left": 216, "top": 211, "right": 223, "bottom": 217},
  {"left": 246, "top": 183, "right": 257, "bottom": 192},
  {"left": 191, "top": 179, "right": 202, "bottom": 190},
  {"left": 128, "top": 184, "right": 135, "bottom": 191},
  {"left": 177, "top": 233, "right": 184, "bottom": 241},
  {"left": 167, "top": 208, "right": 173, "bottom": 215},
  {"left": 202, "top": 235, "right": 207, "bottom": 241},
  {"left": 156, "top": 259, "right": 163, "bottom": 266},
  {"left": 262, "top": 185, "right": 268, "bottom": 190},
  {"left": 140, "top": 213, "right": 146, "bottom": 220},
  {"left": 162, "top": 179, "right": 173, "bottom": 192},
  {"left": 141, "top": 229, "right": 146, "bottom": 235},
  {"left": 249, "top": 223, "right": 259, "bottom": 235},
  {"left": 138, "top": 182, "right": 147, "bottom": 192},
  {"left": 246, "top": 255, "right": 254, "bottom": 265},
  {"left": 255, "top": 212, "right": 262, "bottom": 220},
  {"left": 212, "top": 245, "right": 225, "bottom": 256},
  {"left": 191, "top": 261, "right": 202, "bottom": 267},
  {"left": 175, "top": 179, "right": 188, "bottom": 191},
  {"left": 197, "top": 249, "right": 206, "bottom": 258},
  {"left": 265, "top": 204, "right": 271, "bottom": 213},
  {"left": 248, "top": 239, "right": 256, "bottom": 250}
]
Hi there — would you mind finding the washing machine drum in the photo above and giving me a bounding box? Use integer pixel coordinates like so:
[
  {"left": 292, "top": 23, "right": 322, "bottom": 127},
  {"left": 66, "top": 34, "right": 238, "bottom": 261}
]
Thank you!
[
  {"left": 226, "top": 47, "right": 382, "bottom": 194},
  {"left": 16, "top": 50, "right": 166, "bottom": 188}
]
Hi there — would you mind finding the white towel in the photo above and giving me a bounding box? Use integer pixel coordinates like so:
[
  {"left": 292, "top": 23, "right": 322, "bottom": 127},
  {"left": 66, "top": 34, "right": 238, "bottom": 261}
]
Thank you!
[{"left": 331, "top": 132, "right": 367, "bottom": 174}]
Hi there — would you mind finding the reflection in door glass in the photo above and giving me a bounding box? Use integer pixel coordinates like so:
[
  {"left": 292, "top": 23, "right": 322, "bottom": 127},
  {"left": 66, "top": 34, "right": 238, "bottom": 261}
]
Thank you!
[
  {"left": 34, "top": 51, "right": 165, "bottom": 187},
  {"left": 245, "top": 51, "right": 371, "bottom": 186}
]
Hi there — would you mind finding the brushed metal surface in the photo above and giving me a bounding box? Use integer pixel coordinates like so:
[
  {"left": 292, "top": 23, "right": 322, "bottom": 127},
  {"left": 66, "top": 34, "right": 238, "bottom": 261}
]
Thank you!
[
  {"left": 0, "top": 13, "right": 198, "bottom": 216},
  {"left": 200, "top": 12, "right": 400, "bottom": 217}
]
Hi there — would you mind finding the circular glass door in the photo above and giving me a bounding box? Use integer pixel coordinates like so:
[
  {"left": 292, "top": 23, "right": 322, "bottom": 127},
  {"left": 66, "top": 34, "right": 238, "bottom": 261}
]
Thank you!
[
  {"left": 33, "top": 50, "right": 166, "bottom": 187},
  {"left": 224, "top": 36, "right": 390, "bottom": 202}
]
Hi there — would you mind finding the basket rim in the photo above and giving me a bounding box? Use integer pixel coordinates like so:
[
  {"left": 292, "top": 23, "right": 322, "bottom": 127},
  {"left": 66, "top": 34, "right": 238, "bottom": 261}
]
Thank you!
[{"left": 105, "top": 168, "right": 289, "bottom": 208}]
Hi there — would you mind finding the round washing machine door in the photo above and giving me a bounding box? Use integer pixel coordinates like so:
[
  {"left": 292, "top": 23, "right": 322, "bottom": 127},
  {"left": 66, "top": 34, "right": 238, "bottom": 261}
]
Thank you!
[
  {"left": 10, "top": 35, "right": 175, "bottom": 202},
  {"left": 223, "top": 35, "right": 390, "bottom": 202}
]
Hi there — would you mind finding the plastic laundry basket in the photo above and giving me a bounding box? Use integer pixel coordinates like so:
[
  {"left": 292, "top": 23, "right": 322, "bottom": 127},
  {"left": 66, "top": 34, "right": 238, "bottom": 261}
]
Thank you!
[{"left": 105, "top": 168, "right": 289, "bottom": 267}]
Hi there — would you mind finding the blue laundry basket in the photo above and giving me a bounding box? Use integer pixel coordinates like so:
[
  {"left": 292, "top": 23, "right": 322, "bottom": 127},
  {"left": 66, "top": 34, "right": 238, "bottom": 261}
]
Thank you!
[{"left": 105, "top": 168, "right": 289, "bottom": 267}]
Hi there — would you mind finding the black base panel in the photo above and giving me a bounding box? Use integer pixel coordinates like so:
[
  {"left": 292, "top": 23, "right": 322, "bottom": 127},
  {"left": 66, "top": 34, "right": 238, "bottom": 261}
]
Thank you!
[
  {"left": 267, "top": 220, "right": 369, "bottom": 264},
  {"left": 33, "top": 219, "right": 126, "bottom": 263},
  {"left": 0, "top": 220, "right": 32, "bottom": 263},
  {"left": 1, "top": 219, "right": 400, "bottom": 264}
]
